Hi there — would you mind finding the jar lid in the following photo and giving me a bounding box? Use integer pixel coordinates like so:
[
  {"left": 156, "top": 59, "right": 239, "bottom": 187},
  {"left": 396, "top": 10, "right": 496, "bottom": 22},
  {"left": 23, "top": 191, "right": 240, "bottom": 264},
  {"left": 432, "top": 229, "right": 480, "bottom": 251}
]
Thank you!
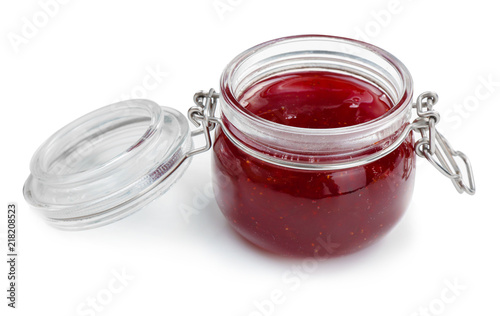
[{"left": 23, "top": 99, "right": 193, "bottom": 230}]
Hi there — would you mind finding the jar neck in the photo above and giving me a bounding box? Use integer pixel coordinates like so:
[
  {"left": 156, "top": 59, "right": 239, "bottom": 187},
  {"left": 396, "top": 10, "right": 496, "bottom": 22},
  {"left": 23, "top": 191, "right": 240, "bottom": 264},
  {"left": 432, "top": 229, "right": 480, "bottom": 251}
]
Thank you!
[{"left": 219, "top": 35, "right": 413, "bottom": 165}]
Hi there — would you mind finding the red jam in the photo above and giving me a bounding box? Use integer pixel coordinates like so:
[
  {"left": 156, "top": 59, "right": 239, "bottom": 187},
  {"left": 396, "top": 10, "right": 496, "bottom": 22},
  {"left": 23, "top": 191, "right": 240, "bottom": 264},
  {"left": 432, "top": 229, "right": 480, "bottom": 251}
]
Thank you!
[
  {"left": 240, "top": 71, "right": 392, "bottom": 128},
  {"left": 213, "top": 71, "right": 415, "bottom": 257}
]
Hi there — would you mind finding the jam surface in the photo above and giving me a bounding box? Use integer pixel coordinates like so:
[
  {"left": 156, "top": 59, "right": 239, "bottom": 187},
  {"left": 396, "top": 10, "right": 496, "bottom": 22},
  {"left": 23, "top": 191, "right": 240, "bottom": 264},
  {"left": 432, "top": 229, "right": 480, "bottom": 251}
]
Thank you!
[
  {"left": 240, "top": 71, "right": 392, "bottom": 128},
  {"left": 213, "top": 71, "right": 415, "bottom": 257}
]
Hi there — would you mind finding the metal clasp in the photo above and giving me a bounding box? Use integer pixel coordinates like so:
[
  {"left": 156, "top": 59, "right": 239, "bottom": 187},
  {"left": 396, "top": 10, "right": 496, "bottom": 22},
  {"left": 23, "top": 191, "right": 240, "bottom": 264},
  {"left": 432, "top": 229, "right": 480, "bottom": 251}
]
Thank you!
[
  {"left": 186, "top": 89, "right": 220, "bottom": 157},
  {"left": 412, "top": 92, "right": 476, "bottom": 195}
]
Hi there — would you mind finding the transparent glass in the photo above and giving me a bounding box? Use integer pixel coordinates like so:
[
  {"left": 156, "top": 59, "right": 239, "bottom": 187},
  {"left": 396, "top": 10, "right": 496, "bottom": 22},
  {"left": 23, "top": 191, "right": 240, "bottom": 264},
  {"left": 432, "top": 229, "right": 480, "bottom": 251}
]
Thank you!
[
  {"left": 212, "top": 35, "right": 416, "bottom": 257},
  {"left": 23, "top": 99, "right": 192, "bottom": 230}
]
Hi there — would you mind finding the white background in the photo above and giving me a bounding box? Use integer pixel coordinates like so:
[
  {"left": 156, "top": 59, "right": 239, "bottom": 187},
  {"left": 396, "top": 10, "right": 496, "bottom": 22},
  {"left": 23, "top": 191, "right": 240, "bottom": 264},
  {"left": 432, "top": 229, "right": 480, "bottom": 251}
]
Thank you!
[{"left": 1, "top": 0, "right": 498, "bottom": 315}]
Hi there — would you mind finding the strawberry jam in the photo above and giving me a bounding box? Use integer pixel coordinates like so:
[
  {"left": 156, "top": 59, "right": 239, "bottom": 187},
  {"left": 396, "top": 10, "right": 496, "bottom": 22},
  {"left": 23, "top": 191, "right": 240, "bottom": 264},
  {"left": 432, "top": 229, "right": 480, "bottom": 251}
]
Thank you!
[
  {"left": 213, "top": 71, "right": 415, "bottom": 257},
  {"left": 240, "top": 71, "right": 392, "bottom": 128}
]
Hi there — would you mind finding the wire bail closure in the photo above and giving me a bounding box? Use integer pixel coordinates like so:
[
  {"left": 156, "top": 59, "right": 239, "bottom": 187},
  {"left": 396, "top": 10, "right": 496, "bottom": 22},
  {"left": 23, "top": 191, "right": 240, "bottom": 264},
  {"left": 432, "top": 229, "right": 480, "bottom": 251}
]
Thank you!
[
  {"left": 412, "top": 92, "right": 476, "bottom": 195},
  {"left": 186, "top": 89, "right": 475, "bottom": 195},
  {"left": 186, "top": 89, "right": 220, "bottom": 158}
]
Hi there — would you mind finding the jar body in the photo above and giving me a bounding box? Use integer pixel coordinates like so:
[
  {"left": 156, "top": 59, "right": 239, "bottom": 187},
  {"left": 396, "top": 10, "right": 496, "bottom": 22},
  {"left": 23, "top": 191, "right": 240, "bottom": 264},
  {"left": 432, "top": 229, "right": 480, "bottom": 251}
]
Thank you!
[
  {"left": 212, "top": 130, "right": 415, "bottom": 257},
  {"left": 213, "top": 35, "right": 415, "bottom": 257}
]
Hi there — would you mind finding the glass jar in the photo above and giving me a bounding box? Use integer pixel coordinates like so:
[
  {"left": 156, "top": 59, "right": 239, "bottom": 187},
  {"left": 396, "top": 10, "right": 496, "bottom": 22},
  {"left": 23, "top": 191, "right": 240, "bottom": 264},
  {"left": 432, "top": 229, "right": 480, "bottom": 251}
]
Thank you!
[
  {"left": 23, "top": 35, "right": 475, "bottom": 257},
  {"left": 213, "top": 35, "right": 416, "bottom": 257}
]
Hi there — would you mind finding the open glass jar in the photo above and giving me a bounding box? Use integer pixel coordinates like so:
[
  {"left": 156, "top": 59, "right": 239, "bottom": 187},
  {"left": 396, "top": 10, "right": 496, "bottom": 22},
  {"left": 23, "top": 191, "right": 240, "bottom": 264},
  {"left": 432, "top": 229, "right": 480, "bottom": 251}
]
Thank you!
[{"left": 23, "top": 35, "right": 475, "bottom": 257}]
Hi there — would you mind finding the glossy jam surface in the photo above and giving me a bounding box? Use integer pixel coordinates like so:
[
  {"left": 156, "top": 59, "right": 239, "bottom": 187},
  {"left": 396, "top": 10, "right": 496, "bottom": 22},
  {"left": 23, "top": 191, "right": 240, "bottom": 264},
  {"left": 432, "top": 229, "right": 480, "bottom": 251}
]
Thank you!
[
  {"left": 213, "top": 71, "right": 415, "bottom": 257},
  {"left": 240, "top": 71, "right": 392, "bottom": 128}
]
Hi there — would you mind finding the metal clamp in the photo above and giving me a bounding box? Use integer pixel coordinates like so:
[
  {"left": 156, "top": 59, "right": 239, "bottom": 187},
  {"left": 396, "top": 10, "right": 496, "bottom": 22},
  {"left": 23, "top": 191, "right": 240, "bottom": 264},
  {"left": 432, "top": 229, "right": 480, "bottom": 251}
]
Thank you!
[
  {"left": 411, "top": 92, "right": 476, "bottom": 195},
  {"left": 185, "top": 89, "right": 220, "bottom": 157}
]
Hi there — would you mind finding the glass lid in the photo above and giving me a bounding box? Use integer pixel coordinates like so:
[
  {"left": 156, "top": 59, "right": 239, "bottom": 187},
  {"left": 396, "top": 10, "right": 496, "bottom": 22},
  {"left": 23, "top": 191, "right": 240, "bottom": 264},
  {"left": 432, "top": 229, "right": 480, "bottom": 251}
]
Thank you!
[{"left": 23, "top": 99, "right": 193, "bottom": 230}]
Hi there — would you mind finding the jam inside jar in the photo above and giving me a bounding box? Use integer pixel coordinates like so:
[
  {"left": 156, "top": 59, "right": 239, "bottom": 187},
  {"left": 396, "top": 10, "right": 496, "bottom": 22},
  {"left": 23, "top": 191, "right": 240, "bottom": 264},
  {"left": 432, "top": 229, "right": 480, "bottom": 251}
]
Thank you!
[{"left": 212, "top": 35, "right": 416, "bottom": 257}]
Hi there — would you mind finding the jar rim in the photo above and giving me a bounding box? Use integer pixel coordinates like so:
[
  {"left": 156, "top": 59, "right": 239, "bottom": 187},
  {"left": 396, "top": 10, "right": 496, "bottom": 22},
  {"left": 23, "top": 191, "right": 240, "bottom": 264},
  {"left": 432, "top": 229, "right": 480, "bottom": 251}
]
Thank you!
[{"left": 220, "top": 34, "right": 413, "bottom": 137}]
